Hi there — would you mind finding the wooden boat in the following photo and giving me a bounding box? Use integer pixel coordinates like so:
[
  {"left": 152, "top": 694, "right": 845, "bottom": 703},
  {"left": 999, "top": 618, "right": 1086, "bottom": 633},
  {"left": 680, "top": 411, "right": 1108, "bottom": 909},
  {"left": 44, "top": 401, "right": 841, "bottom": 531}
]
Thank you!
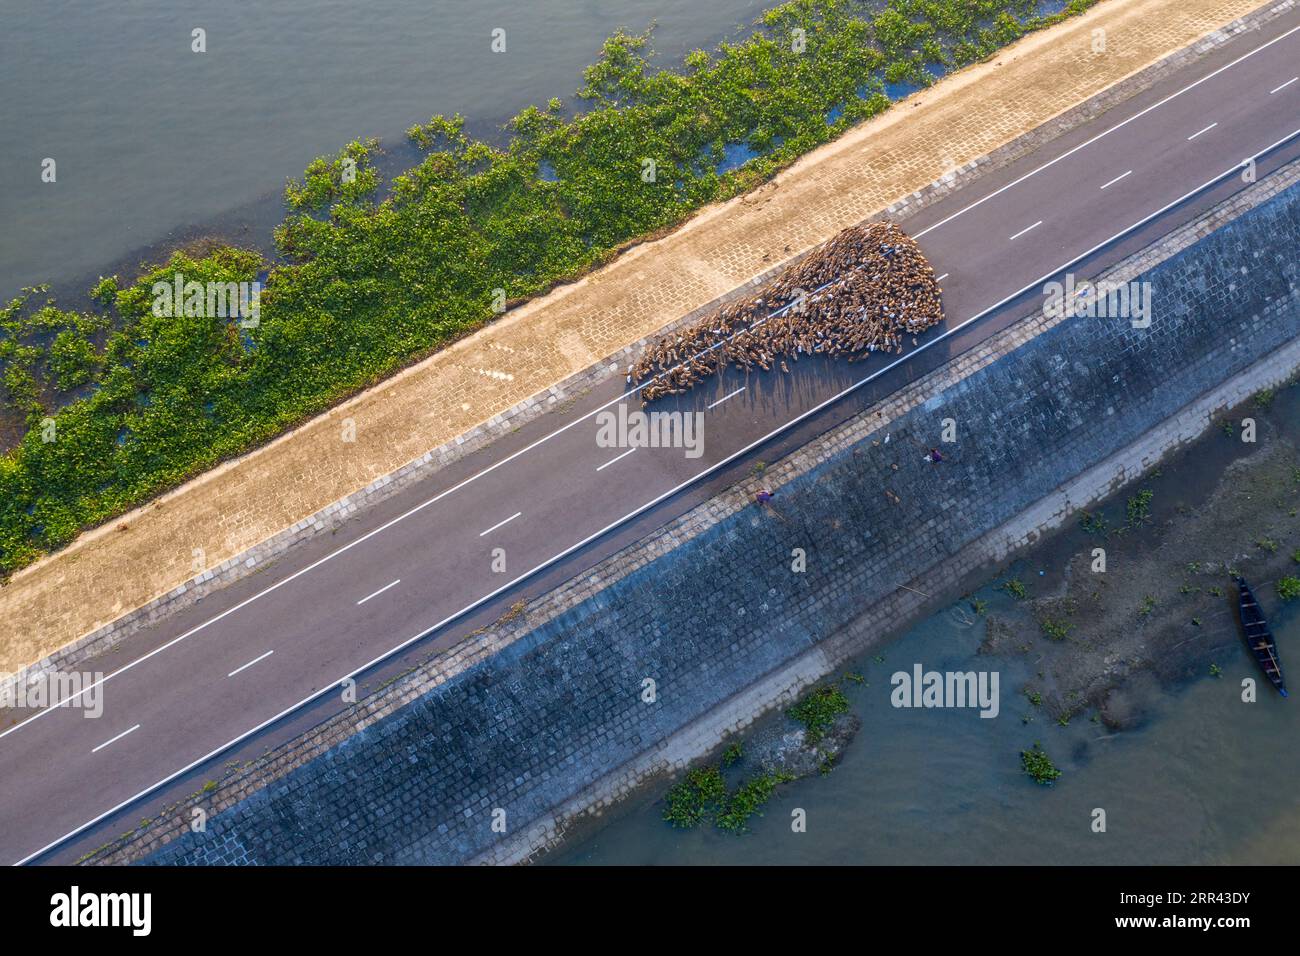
[{"left": 1235, "top": 576, "right": 1287, "bottom": 697}]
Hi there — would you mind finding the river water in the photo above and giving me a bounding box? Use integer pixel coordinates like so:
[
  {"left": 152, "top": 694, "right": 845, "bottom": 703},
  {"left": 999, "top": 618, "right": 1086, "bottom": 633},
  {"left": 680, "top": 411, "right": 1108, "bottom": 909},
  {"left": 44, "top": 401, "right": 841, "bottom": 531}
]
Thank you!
[
  {"left": 0, "top": 0, "right": 769, "bottom": 302},
  {"left": 556, "top": 389, "right": 1300, "bottom": 866},
  {"left": 558, "top": 601, "right": 1300, "bottom": 865}
]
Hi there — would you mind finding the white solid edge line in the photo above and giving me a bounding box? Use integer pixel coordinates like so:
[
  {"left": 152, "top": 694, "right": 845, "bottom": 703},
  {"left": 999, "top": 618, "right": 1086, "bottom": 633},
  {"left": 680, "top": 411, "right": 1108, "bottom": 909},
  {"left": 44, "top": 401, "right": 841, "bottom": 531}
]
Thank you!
[
  {"left": 1099, "top": 170, "right": 1133, "bottom": 190},
  {"left": 227, "top": 650, "right": 274, "bottom": 678},
  {"left": 1270, "top": 76, "right": 1299, "bottom": 94},
  {"left": 707, "top": 386, "right": 747, "bottom": 409},
  {"left": 596, "top": 447, "right": 637, "bottom": 472},
  {"left": 18, "top": 127, "right": 1299, "bottom": 865},
  {"left": 6, "top": 25, "right": 1295, "bottom": 741},
  {"left": 479, "top": 512, "right": 522, "bottom": 537},
  {"left": 91, "top": 724, "right": 140, "bottom": 755},
  {"left": 1187, "top": 121, "right": 1219, "bottom": 140},
  {"left": 910, "top": 24, "right": 1300, "bottom": 240},
  {"left": 1008, "top": 220, "right": 1043, "bottom": 240},
  {"left": 935, "top": 273, "right": 949, "bottom": 282},
  {"left": 356, "top": 580, "right": 401, "bottom": 606}
]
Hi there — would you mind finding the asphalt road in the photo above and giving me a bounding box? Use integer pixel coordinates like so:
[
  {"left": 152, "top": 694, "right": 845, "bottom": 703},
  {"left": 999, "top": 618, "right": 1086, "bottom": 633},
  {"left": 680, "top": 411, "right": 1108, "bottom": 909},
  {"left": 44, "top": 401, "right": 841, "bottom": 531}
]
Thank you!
[{"left": 4, "top": 12, "right": 1299, "bottom": 865}]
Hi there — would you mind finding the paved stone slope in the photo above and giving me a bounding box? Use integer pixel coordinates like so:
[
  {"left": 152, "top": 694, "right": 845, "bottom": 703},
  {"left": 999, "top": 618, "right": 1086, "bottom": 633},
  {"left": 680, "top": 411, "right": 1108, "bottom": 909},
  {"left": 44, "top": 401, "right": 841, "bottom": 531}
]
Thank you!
[{"left": 83, "top": 161, "right": 1300, "bottom": 865}]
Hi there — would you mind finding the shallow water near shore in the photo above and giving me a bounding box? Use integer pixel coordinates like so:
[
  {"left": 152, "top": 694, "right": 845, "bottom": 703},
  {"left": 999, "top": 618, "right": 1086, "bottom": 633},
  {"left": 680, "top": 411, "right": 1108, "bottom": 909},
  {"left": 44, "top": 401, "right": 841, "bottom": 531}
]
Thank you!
[
  {"left": 558, "top": 604, "right": 1300, "bottom": 865},
  {"left": 559, "top": 608, "right": 1300, "bottom": 868},
  {"left": 555, "top": 388, "right": 1300, "bottom": 865}
]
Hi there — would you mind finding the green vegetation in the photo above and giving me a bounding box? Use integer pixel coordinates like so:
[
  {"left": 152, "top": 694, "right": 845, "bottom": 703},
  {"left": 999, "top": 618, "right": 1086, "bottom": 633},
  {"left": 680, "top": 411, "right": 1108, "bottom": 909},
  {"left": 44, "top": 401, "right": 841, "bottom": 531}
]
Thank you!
[
  {"left": 715, "top": 771, "right": 794, "bottom": 832},
  {"left": 0, "top": 0, "right": 1102, "bottom": 577},
  {"left": 1078, "top": 510, "right": 1108, "bottom": 536},
  {"left": 787, "top": 682, "right": 850, "bottom": 745},
  {"left": 721, "top": 742, "right": 744, "bottom": 768},
  {"left": 1125, "top": 489, "right": 1154, "bottom": 528},
  {"left": 663, "top": 766, "right": 727, "bottom": 829},
  {"left": 1292, "top": 548, "right": 1300, "bottom": 565},
  {"left": 1000, "top": 577, "right": 1028, "bottom": 600},
  {"left": 663, "top": 678, "right": 861, "bottom": 833},
  {"left": 1021, "top": 743, "right": 1062, "bottom": 785},
  {"left": 663, "top": 762, "right": 795, "bottom": 833},
  {"left": 1278, "top": 577, "right": 1300, "bottom": 602},
  {"left": 1039, "top": 617, "right": 1072, "bottom": 641},
  {"left": 1209, "top": 662, "right": 1222, "bottom": 678},
  {"left": 1138, "top": 594, "right": 1157, "bottom": 617},
  {"left": 1026, "top": 691, "right": 1042, "bottom": 706}
]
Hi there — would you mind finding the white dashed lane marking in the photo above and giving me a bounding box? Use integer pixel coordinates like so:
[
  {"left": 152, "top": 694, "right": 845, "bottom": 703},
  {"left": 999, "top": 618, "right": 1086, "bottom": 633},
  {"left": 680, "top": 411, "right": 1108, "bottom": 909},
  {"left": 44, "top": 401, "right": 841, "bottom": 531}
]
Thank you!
[
  {"left": 1008, "top": 220, "right": 1043, "bottom": 241},
  {"left": 707, "top": 386, "right": 747, "bottom": 410},
  {"left": 479, "top": 512, "right": 522, "bottom": 537},
  {"left": 596, "top": 447, "right": 637, "bottom": 472},
  {"left": 227, "top": 650, "right": 274, "bottom": 678},
  {"left": 356, "top": 580, "right": 401, "bottom": 606},
  {"left": 91, "top": 725, "right": 140, "bottom": 755}
]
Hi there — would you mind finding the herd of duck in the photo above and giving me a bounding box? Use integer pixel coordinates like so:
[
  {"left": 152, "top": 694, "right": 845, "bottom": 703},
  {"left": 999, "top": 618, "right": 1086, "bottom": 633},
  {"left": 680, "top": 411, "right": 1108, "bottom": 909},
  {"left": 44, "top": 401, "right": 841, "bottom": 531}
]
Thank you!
[{"left": 628, "top": 221, "right": 944, "bottom": 404}]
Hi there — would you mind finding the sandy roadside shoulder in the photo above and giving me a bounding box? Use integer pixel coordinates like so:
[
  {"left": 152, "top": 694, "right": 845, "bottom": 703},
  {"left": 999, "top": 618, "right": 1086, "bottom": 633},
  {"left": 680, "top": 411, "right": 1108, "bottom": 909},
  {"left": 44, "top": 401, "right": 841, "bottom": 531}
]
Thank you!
[{"left": 0, "top": 0, "right": 1273, "bottom": 673}]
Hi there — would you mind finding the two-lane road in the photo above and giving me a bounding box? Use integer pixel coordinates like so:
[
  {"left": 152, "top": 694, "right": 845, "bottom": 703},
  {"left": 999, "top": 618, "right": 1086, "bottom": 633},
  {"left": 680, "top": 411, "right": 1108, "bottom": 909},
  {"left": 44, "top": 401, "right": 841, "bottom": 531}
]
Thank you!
[{"left": 4, "top": 12, "right": 1300, "bottom": 864}]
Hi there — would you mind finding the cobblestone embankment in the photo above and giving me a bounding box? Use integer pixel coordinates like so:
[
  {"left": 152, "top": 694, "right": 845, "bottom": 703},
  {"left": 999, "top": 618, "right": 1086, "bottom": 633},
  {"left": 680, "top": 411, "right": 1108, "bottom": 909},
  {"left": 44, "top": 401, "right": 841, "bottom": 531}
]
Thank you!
[{"left": 80, "top": 157, "right": 1300, "bottom": 865}]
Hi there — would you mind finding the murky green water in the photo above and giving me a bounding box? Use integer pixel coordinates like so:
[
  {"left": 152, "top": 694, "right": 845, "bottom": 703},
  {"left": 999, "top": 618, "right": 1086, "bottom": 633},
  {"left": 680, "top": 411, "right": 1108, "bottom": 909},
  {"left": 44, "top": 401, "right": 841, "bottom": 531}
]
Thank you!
[
  {"left": 0, "top": 0, "right": 769, "bottom": 301},
  {"left": 556, "top": 592, "right": 1299, "bottom": 865}
]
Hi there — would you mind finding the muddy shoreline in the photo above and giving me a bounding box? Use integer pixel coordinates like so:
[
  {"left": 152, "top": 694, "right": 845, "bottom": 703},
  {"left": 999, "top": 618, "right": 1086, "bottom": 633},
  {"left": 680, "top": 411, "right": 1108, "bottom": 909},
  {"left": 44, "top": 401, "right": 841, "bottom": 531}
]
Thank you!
[{"left": 981, "top": 383, "right": 1300, "bottom": 732}]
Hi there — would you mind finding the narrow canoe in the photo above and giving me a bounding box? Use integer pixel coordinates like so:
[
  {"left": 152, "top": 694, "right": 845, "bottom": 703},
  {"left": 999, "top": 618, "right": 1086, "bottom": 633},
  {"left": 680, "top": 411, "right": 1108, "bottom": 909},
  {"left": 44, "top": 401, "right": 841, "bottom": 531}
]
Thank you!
[{"left": 1235, "top": 576, "right": 1287, "bottom": 697}]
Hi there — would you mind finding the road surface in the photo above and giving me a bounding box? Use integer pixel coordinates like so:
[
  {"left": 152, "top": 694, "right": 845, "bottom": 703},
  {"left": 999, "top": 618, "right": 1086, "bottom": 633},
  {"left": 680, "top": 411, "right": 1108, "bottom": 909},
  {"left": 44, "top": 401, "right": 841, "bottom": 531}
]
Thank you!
[{"left": 4, "top": 11, "right": 1299, "bottom": 864}]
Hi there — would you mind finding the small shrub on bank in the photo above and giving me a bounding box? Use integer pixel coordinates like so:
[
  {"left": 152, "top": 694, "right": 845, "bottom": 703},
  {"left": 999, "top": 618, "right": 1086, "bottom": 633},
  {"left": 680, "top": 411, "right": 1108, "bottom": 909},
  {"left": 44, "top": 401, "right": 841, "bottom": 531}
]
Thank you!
[
  {"left": 787, "top": 683, "right": 850, "bottom": 745},
  {"left": 663, "top": 766, "right": 727, "bottom": 829},
  {"left": 1040, "top": 617, "right": 1072, "bottom": 641},
  {"left": 1125, "top": 489, "right": 1154, "bottom": 528},
  {"left": 715, "top": 771, "right": 794, "bottom": 833},
  {"left": 1001, "top": 578, "right": 1028, "bottom": 600}
]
